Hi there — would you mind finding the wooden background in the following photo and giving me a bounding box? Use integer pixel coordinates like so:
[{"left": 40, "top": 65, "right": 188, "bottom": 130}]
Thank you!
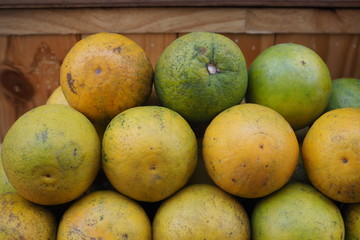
[{"left": 0, "top": 4, "right": 360, "bottom": 142}]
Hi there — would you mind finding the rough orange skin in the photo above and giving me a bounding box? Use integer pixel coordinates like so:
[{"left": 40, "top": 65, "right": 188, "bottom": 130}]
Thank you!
[
  {"left": 1, "top": 104, "right": 100, "bottom": 205},
  {"left": 60, "top": 32, "right": 153, "bottom": 123},
  {"left": 153, "top": 184, "right": 250, "bottom": 240},
  {"left": 203, "top": 103, "right": 299, "bottom": 198},
  {"left": 57, "top": 190, "right": 151, "bottom": 240},
  {"left": 251, "top": 182, "right": 345, "bottom": 240},
  {"left": 302, "top": 107, "right": 360, "bottom": 203},
  {"left": 0, "top": 153, "right": 16, "bottom": 194},
  {"left": 102, "top": 106, "right": 197, "bottom": 202},
  {"left": 343, "top": 203, "right": 360, "bottom": 239},
  {"left": 246, "top": 43, "right": 332, "bottom": 130},
  {"left": 0, "top": 193, "right": 57, "bottom": 240},
  {"left": 154, "top": 31, "right": 248, "bottom": 123}
]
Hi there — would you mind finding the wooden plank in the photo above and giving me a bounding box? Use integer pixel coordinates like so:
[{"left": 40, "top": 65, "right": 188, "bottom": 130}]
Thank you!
[
  {"left": 1, "top": 8, "right": 360, "bottom": 35},
  {"left": 325, "top": 35, "right": 360, "bottom": 79},
  {"left": 246, "top": 8, "right": 360, "bottom": 34},
  {"left": 223, "top": 33, "right": 275, "bottom": 67},
  {"left": 122, "top": 33, "right": 178, "bottom": 106},
  {"left": 122, "top": 33, "right": 178, "bottom": 68},
  {"left": 0, "top": 8, "right": 246, "bottom": 35},
  {"left": 1, "top": 0, "right": 360, "bottom": 8},
  {"left": 0, "top": 35, "right": 79, "bottom": 142}
]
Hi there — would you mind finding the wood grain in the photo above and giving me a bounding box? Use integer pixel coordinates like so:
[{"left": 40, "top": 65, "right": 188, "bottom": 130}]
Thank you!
[
  {"left": 0, "top": 35, "right": 79, "bottom": 142},
  {"left": 1, "top": 8, "right": 360, "bottom": 35},
  {"left": 1, "top": 0, "right": 360, "bottom": 8},
  {"left": 246, "top": 8, "right": 360, "bottom": 34}
]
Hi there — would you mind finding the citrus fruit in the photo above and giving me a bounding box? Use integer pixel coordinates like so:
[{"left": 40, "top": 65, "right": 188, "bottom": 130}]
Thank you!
[
  {"left": 154, "top": 31, "right": 248, "bottom": 123},
  {"left": 290, "top": 150, "right": 310, "bottom": 184},
  {"left": 0, "top": 153, "right": 16, "bottom": 194},
  {"left": 251, "top": 182, "right": 345, "bottom": 240},
  {"left": 202, "top": 103, "right": 299, "bottom": 198},
  {"left": 187, "top": 138, "right": 214, "bottom": 186},
  {"left": 153, "top": 184, "right": 250, "bottom": 240},
  {"left": 57, "top": 190, "right": 151, "bottom": 240},
  {"left": 343, "top": 203, "right": 360, "bottom": 239},
  {"left": 46, "top": 85, "right": 107, "bottom": 141},
  {"left": 246, "top": 43, "right": 332, "bottom": 130},
  {"left": 102, "top": 106, "right": 197, "bottom": 202},
  {"left": 325, "top": 77, "right": 360, "bottom": 111},
  {"left": 0, "top": 192, "right": 57, "bottom": 239},
  {"left": 60, "top": 32, "right": 153, "bottom": 124},
  {"left": 302, "top": 107, "right": 360, "bottom": 203},
  {"left": 46, "top": 85, "right": 69, "bottom": 105},
  {"left": 1, "top": 104, "right": 100, "bottom": 205}
]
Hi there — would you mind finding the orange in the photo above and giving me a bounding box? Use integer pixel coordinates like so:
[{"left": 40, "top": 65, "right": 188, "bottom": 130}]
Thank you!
[
  {"left": 57, "top": 190, "right": 151, "bottom": 240},
  {"left": 153, "top": 184, "right": 250, "bottom": 240},
  {"left": 0, "top": 192, "right": 57, "bottom": 239},
  {"left": 325, "top": 77, "right": 360, "bottom": 111},
  {"left": 246, "top": 43, "right": 332, "bottom": 130},
  {"left": 251, "top": 182, "right": 345, "bottom": 240},
  {"left": 0, "top": 153, "right": 16, "bottom": 194},
  {"left": 154, "top": 31, "right": 248, "bottom": 123},
  {"left": 202, "top": 103, "right": 299, "bottom": 198},
  {"left": 46, "top": 85, "right": 107, "bottom": 141},
  {"left": 1, "top": 104, "right": 100, "bottom": 205},
  {"left": 343, "top": 203, "right": 360, "bottom": 239},
  {"left": 302, "top": 107, "right": 360, "bottom": 203},
  {"left": 46, "top": 85, "right": 69, "bottom": 105},
  {"left": 102, "top": 106, "right": 197, "bottom": 202},
  {"left": 60, "top": 32, "right": 153, "bottom": 124}
]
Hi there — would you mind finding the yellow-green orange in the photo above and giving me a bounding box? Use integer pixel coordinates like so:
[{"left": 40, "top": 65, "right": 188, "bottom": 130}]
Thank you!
[
  {"left": 154, "top": 31, "right": 248, "bottom": 123},
  {"left": 0, "top": 192, "right": 57, "bottom": 240},
  {"left": 60, "top": 32, "right": 153, "bottom": 123},
  {"left": 1, "top": 104, "right": 100, "bottom": 205},
  {"left": 46, "top": 86, "right": 69, "bottom": 105},
  {"left": 57, "top": 190, "right": 151, "bottom": 240},
  {"left": 153, "top": 184, "right": 250, "bottom": 240},
  {"left": 325, "top": 77, "right": 360, "bottom": 111},
  {"left": 0, "top": 153, "right": 16, "bottom": 194},
  {"left": 46, "top": 85, "right": 107, "bottom": 141},
  {"left": 246, "top": 43, "right": 332, "bottom": 130},
  {"left": 102, "top": 106, "right": 197, "bottom": 202},
  {"left": 251, "top": 182, "right": 345, "bottom": 240},
  {"left": 203, "top": 103, "right": 299, "bottom": 198},
  {"left": 343, "top": 203, "right": 360, "bottom": 240},
  {"left": 302, "top": 107, "right": 360, "bottom": 203}
]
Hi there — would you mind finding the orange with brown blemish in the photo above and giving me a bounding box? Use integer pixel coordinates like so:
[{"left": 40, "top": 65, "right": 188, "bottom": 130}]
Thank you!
[
  {"left": 302, "top": 107, "right": 360, "bottom": 203},
  {"left": 202, "top": 103, "right": 299, "bottom": 198},
  {"left": 60, "top": 32, "right": 153, "bottom": 124}
]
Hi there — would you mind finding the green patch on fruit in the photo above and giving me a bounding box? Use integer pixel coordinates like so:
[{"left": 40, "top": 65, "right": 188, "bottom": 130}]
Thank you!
[
  {"left": 325, "top": 78, "right": 360, "bottom": 112},
  {"left": 154, "top": 32, "right": 248, "bottom": 123}
]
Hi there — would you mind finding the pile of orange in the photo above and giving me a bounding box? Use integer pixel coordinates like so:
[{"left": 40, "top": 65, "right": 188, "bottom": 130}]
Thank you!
[{"left": 0, "top": 31, "right": 359, "bottom": 239}]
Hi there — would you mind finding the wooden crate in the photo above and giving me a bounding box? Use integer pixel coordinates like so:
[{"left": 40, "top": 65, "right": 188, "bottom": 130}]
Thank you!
[{"left": 1, "top": 1, "right": 360, "bottom": 142}]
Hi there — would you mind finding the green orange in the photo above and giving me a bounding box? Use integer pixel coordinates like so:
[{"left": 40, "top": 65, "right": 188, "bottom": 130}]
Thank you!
[
  {"left": 251, "top": 182, "right": 345, "bottom": 240},
  {"left": 246, "top": 43, "right": 332, "bottom": 130},
  {"left": 1, "top": 104, "right": 100, "bottom": 205},
  {"left": 154, "top": 32, "right": 248, "bottom": 123},
  {"left": 325, "top": 77, "right": 360, "bottom": 111}
]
